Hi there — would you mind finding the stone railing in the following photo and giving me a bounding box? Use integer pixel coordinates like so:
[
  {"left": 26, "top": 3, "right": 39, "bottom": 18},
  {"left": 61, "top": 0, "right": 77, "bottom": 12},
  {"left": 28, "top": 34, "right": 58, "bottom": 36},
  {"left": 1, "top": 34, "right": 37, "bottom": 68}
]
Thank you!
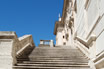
[
  {"left": 74, "top": 31, "right": 104, "bottom": 69},
  {"left": 39, "top": 40, "right": 54, "bottom": 47},
  {"left": 16, "top": 35, "right": 35, "bottom": 57},
  {"left": 0, "top": 31, "right": 35, "bottom": 69},
  {"left": 74, "top": 34, "right": 96, "bottom": 59},
  {"left": 74, "top": 40, "right": 90, "bottom": 58}
]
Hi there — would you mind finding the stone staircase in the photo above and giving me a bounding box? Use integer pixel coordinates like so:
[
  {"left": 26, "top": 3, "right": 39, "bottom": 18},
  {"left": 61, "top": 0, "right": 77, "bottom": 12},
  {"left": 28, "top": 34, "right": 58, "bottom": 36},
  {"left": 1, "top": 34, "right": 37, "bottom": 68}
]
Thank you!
[{"left": 13, "top": 46, "right": 91, "bottom": 69}]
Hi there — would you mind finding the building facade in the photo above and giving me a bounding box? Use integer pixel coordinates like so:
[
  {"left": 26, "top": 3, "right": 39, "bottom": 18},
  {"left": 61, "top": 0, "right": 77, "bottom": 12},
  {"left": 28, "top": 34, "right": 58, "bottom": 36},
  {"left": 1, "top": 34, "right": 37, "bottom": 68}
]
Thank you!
[
  {"left": 54, "top": 0, "right": 104, "bottom": 68},
  {"left": 54, "top": 0, "right": 75, "bottom": 46}
]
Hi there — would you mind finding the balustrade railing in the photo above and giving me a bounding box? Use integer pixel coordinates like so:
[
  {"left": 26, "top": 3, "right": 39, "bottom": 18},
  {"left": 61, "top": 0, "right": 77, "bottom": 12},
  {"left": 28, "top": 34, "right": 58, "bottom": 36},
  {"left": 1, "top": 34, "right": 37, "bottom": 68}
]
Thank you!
[
  {"left": 74, "top": 34, "right": 96, "bottom": 58},
  {"left": 39, "top": 40, "right": 54, "bottom": 47}
]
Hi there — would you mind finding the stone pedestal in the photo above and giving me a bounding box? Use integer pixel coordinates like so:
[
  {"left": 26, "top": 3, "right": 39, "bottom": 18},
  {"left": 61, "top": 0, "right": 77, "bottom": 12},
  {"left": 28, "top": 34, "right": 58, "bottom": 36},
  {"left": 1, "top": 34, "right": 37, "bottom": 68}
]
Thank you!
[
  {"left": 50, "top": 40, "right": 54, "bottom": 47},
  {"left": 0, "top": 39, "right": 14, "bottom": 69},
  {"left": 0, "top": 32, "right": 16, "bottom": 69},
  {"left": 40, "top": 40, "right": 44, "bottom": 45}
]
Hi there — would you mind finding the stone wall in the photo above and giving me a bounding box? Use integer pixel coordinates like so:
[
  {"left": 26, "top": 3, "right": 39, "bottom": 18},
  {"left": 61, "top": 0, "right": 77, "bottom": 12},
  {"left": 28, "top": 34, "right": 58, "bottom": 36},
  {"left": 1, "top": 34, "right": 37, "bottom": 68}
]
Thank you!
[
  {"left": 75, "top": 0, "right": 104, "bottom": 55},
  {"left": 75, "top": 0, "right": 87, "bottom": 39},
  {"left": 74, "top": 0, "right": 104, "bottom": 68}
]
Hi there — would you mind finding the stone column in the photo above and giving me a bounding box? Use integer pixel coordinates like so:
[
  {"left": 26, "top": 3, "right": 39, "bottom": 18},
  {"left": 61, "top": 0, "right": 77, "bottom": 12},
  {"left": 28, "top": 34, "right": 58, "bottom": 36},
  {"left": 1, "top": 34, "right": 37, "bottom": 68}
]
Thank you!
[
  {"left": 50, "top": 40, "right": 54, "bottom": 47},
  {"left": 40, "top": 40, "right": 44, "bottom": 45}
]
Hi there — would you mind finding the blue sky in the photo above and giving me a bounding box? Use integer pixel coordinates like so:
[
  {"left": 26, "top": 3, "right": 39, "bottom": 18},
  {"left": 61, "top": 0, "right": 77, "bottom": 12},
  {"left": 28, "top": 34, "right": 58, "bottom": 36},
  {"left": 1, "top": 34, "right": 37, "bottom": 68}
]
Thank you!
[{"left": 0, "top": 0, "right": 63, "bottom": 46}]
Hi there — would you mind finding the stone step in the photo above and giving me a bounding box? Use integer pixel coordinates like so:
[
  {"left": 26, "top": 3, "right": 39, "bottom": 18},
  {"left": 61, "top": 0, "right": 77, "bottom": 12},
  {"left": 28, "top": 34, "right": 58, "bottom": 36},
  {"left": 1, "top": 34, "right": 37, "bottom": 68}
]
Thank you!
[
  {"left": 28, "top": 57, "right": 88, "bottom": 61},
  {"left": 16, "top": 63, "right": 90, "bottom": 67},
  {"left": 29, "top": 54, "right": 85, "bottom": 57},
  {"left": 35, "top": 46, "right": 77, "bottom": 49},
  {"left": 28, "top": 56, "right": 87, "bottom": 58},
  {"left": 15, "top": 46, "right": 90, "bottom": 69},
  {"left": 22, "top": 61, "right": 88, "bottom": 65},
  {"left": 32, "top": 49, "right": 81, "bottom": 53},
  {"left": 32, "top": 50, "right": 81, "bottom": 53},
  {"left": 30, "top": 53, "right": 83, "bottom": 56},
  {"left": 31, "top": 53, "right": 82, "bottom": 55},
  {"left": 18, "top": 58, "right": 88, "bottom": 61},
  {"left": 17, "top": 59, "right": 88, "bottom": 63},
  {"left": 13, "top": 66, "right": 90, "bottom": 69},
  {"left": 30, "top": 49, "right": 84, "bottom": 57},
  {"left": 29, "top": 54, "right": 84, "bottom": 57},
  {"left": 33, "top": 48, "right": 79, "bottom": 50},
  {"left": 31, "top": 52, "right": 82, "bottom": 55},
  {"left": 31, "top": 51, "right": 82, "bottom": 54},
  {"left": 30, "top": 51, "right": 83, "bottom": 54},
  {"left": 17, "top": 57, "right": 88, "bottom": 62}
]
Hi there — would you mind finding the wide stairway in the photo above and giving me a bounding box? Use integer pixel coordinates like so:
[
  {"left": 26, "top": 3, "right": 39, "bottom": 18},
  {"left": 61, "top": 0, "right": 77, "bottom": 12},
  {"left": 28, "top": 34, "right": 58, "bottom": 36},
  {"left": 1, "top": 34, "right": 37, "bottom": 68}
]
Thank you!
[{"left": 13, "top": 46, "right": 90, "bottom": 69}]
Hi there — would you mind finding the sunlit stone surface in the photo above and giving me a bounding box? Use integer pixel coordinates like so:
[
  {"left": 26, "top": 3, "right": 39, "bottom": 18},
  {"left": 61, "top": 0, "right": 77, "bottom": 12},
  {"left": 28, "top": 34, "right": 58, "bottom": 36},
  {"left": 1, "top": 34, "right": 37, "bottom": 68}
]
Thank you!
[{"left": 0, "top": 0, "right": 104, "bottom": 69}]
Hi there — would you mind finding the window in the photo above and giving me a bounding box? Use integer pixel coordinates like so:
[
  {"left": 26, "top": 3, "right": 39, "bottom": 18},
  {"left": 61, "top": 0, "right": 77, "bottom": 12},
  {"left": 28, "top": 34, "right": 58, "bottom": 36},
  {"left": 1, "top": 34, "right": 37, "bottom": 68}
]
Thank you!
[{"left": 63, "top": 36, "right": 65, "bottom": 38}]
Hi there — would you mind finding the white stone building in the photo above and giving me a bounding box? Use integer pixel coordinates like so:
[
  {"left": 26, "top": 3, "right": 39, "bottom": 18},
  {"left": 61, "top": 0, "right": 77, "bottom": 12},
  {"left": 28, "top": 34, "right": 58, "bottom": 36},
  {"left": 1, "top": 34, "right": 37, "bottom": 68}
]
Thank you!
[
  {"left": 54, "top": 0, "right": 104, "bottom": 68},
  {"left": 0, "top": 0, "right": 104, "bottom": 69}
]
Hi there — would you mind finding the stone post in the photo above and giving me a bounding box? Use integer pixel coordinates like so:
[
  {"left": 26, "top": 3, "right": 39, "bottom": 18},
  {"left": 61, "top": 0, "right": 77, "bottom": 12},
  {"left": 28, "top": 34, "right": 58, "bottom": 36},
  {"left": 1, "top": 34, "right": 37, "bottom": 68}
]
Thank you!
[
  {"left": 40, "top": 40, "right": 44, "bottom": 45},
  {"left": 50, "top": 40, "right": 54, "bottom": 47}
]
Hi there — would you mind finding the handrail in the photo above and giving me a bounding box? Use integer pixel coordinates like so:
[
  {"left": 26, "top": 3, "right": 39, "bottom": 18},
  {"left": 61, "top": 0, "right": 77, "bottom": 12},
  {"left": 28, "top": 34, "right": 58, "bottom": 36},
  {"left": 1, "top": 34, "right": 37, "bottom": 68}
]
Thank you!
[
  {"left": 74, "top": 34, "right": 96, "bottom": 58},
  {"left": 18, "top": 35, "right": 35, "bottom": 50},
  {"left": 16, "top": 43, "right": 33, "bottom": 57},
  {"left": 15, "top": 35, "right": 35, "bottom": 57},
  {"left": 75, "top": 34, "right": 96, "bottom": 48},
  {"left": 75, "top": 40, "right": 90, "bottom": 58},
  {"left": 13, "top": 35, "right": 35, "bottom": 54},
  {"left": 75, "top": 34, "right": 104, "bottom": 69}
]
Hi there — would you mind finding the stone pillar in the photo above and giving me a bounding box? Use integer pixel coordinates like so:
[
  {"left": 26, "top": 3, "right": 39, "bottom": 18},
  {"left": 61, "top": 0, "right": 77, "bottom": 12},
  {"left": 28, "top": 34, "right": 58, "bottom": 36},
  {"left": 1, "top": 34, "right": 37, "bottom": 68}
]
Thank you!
[
  {"left": 40, "top": 40, "right": 44, "bottom": 45},
  {"left": 50, "top": 40, "right": 54, "bottom": 47},
  {"left": 0, "top": 39, "right": 14, "bottom": 69},
  {"left": 0, "top": 32, "right": 16, "bottom": 69}
]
